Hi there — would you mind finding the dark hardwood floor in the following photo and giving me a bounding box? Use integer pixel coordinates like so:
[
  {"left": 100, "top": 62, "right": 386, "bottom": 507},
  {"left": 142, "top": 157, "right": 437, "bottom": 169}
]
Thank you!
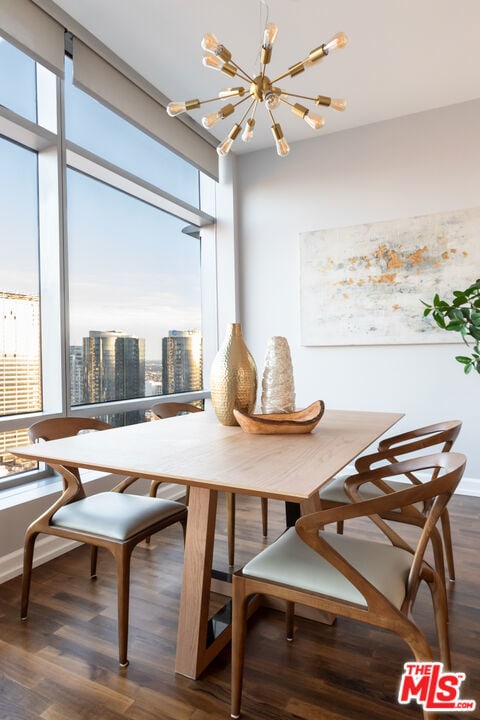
[{"left": 0, "top": 492, "right": 478, "bottom": 720}]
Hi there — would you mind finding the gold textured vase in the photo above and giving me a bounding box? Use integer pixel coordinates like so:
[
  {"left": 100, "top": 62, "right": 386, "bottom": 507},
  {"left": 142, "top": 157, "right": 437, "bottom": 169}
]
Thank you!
[{"left": 210, "top": 323, "right": 257, "bottom": 426}]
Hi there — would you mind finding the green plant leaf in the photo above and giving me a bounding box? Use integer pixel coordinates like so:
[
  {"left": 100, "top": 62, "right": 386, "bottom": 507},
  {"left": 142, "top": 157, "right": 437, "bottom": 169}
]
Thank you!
[
  {"left": 421, "top": 283, "right": 480, "bottom": 375},
  {"left": 432, "top": 311, "right": 447, "bottom": 328},
  {"left": 447, "top": 321, "right": 465, "bottom": 331}
]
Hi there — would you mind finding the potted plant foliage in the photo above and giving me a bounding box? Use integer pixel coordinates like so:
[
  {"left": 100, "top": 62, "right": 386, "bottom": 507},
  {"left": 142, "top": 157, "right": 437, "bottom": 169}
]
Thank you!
[{"left": 422, "top": 278, "right": 480, "bottom": 374}]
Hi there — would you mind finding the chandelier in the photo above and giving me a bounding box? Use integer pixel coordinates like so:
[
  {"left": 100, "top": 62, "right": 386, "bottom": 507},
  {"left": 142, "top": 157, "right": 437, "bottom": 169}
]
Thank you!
[{"left": 166, "top": 21, "right": 348, "bottom": 157}]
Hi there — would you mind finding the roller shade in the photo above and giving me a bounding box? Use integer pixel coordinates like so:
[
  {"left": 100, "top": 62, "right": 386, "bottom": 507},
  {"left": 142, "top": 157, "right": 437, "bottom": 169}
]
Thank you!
[
  {"left": 0, "top": 0, "right": 64, "bottom": 76},
  {"left": 72, "top": 38, "right": 218, "bottom": 181}
]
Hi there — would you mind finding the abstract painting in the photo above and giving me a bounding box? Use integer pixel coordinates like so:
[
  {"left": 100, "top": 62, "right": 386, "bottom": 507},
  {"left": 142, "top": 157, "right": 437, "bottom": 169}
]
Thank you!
[{"left": 300, "top": 206, "right": 480, "bottom": 346}]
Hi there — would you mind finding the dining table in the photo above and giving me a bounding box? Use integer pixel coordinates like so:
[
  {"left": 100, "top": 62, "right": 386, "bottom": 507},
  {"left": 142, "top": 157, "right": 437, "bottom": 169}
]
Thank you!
[{"left": 13, "top": 406, "right": 403, "bottom": 679}]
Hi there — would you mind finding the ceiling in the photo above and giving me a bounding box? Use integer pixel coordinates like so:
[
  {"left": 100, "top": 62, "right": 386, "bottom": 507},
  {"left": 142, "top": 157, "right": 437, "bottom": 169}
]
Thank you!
[{"left": 48, "top": 0, "right": 480, "bottom": 155}]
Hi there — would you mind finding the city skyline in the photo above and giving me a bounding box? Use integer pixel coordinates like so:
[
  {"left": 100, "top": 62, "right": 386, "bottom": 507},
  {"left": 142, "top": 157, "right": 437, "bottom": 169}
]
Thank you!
[
  {"left": 69, "top": 326, "right": 202, "bottom": 408},
  {"left": 0, "top": 291, "right": 41, "bottom": 476}
]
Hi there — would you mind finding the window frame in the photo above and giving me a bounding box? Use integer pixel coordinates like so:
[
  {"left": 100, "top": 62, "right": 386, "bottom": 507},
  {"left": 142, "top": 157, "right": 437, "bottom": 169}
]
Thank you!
[{"left": 0, "top": 38, "right": 218, "bottom": 489}]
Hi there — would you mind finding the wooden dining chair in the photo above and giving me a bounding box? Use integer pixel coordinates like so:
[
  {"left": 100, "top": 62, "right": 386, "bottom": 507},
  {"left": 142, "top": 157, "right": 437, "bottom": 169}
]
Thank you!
[
  {"left": 150, "top": 401, "right": 268, "bottom": 567},
  {"left": 230, "top": 452, "right": 466, "bottom": 720},
  {"left": 23, "top": 417, "right": 188, "bottom": 667},
  {"left": 319, "top": 420, "right": 462, "bottom": 582}
]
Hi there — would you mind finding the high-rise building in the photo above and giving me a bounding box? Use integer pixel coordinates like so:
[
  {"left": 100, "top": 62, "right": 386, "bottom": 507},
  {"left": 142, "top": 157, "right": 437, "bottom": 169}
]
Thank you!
[
  {"left": 83, "top": 330, "right": 145, "bottom": 404},
  {"left": 69, "top": 345, "right": 84, "bottom": 405},
  {"left": 162, "top": 329, "right": 202, "bottom": 395},
  {"left": 0, "top": 292, "right": 41, "bottom": 476}
]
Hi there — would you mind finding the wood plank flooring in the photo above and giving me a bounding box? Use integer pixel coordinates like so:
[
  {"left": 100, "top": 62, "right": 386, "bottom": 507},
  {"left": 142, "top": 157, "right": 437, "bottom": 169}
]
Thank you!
[{"left": 0, "top": 492, "right": 478, "bottom": 720}]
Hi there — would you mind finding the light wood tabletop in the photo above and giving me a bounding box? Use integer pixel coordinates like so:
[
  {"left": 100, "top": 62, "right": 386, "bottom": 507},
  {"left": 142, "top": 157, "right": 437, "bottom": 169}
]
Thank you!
[{"left": 13, "top": 406, "right": 404, "bottom": 678}]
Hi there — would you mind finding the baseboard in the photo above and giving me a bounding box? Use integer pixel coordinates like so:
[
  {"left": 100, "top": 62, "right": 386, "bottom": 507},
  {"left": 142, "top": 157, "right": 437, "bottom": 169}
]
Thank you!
[
  {"left": 0, "top": 535, "right": 80, "bottom": 585},
  {"left": 455, "top": 475, "right": 480, "bottom": 497}
]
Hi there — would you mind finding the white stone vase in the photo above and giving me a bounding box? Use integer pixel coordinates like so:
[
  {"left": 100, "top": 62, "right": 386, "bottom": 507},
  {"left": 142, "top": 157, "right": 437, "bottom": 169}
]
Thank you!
[{"left": 261, "top": 336, "right": 295, "bottom": 414}]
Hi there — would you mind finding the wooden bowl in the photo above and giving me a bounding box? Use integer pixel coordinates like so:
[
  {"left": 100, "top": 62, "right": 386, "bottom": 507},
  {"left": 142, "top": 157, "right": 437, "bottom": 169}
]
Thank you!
[{"left": 233, "top": 400, "right": 325, "bottom": 435}]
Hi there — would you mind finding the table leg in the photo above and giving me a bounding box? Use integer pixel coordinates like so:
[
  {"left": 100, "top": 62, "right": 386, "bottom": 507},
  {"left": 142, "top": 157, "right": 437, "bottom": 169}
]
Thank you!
[
  {"left": 285, "top": 493, "right": 322, "bottom": 526},
  {"left": 175, "top": 485, "right": 219, "bottom": 678},
  {"left": 285, "top": 501, "right": 300, "bottom": 527}
]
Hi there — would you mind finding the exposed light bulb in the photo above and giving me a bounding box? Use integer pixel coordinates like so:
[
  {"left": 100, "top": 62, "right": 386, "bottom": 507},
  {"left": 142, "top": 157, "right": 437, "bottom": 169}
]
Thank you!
[
  {"left": 202, "top": 54, "right": 236, "bottom": 77},
  {"left": 167, "top": 99, "right": 200, "bottom": 116},
  {"left": 263, "top": 23, "right": 279, "bottom": 48},
  {"left": 203, "top": 54, "right": 223, "bottom": 70},
  {"left": 323, "top": 32, "right": 348, "bottom": 53},
  {"left": 261, "top": 22, "right": 279, "bottom": 64},
  {"left": 242, "top": 118, "right": 255, "bottom": 142},
  {"left": 218, "top": 86, "right": 245, "bottom": 98},
  {"left": 201, "top": 32, "right": 219, "bottom": 53},
  {"left": 217, "top": 137, "right": 234, "bottom": 156},
  {"left": 217, "top": 123, "right": 242, "bottom": 156},
  {"left": 201, "top": 33, "right": 232, "bottom": 62},
  {"left": 304, "top": 112, "right": 325, "bottom": 130},
  {"left": 265, "top": 92, "right": 280, "bottom": 110},
  {"left": 201, "top": 102, "right": 234, "bottom": 128},
  {"left": 271, "top": 123, "right": 290, "bottom": 157},
  {"left": 202, "top": 111, "right": 222, "bottom": 128},
  {"left": 166, "top": 102, "right": 187, "bottom": 117},
  {"left": 275, "top": 136, "right": 290, "bottom": 157},
  {"left": 330, "top": 97, "right": 347, "bottom": 111}
]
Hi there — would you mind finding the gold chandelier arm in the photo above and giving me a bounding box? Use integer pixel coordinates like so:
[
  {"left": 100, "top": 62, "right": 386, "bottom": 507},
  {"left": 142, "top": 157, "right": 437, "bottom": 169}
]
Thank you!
[
  {"left": 278, "top": 96, "right": 326, "bottom": 130},
  {"left": 272, "top": 33, "right": 347, "bottom": 84},
  {"left": 278, "top": 90, "right": 325, "bottom": 103},
  {"left": 271, "top": 61, "right": 308, "bottom": 84},
  {"left": 274, "top": 91, "right": 346, "bottom": 111},
  {"left": 266, "top": 106, "right": 278, "bottom": 126},
  {"left": 278, "top": 96, "right": 307, "bottom": 119},
  {"left": 237, "top": 97, "right": 258, "bottom": 127},
  {"left": 198, "top": 94, "right": 242, "bottom": 106},
  {"left": 231, "top": 93, "right": 255, "bottom": 112},
  {"left": 218, "top": 86, "right": 247, "bottom": 98},
  {"left": 277, "top": 95, "right": 297, "bottom": 111},
  {"left": 249, "top": 99, "right": 259, "bottom": 121},
  {"left": 227, "top": 58, "right": 255, "bottom": 84}
]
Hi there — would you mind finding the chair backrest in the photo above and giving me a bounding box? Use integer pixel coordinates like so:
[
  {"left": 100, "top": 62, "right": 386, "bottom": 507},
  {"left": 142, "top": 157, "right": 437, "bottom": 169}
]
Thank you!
[
  {"left": 349, "top": 452, "right": 466, "bottom": 608},
  {"left": 297, "top": 451, "right": 466, "bottom": 614},
  {"left": 377, "top": 420, "right": 462, "bottom": 455},
  {"left": 150, "top": 402, "right": 202, "bottom": 420},
  {"left": 28, "top": 417, "right": 111, "bottom": 496},
  {"left": 29, "top": 417, "right": 111, "bottom": 443},
  {"left": 355, "top": 420, "right": 462, "bottom": 485}
]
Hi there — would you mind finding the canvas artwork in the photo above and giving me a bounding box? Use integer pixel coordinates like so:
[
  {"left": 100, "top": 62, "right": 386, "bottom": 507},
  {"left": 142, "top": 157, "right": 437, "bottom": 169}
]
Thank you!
[{"left": 300, "top": 206, "right": 480, "bottom": 346}]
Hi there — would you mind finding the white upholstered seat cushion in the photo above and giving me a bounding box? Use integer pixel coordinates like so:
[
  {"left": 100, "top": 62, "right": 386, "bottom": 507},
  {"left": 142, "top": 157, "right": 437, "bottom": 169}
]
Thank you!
[
  {"left": 320, "top": 475, "right": 424, "bottom": 511},
  {"left": 241, "top": 528, "right": 413, "bottom": 608},
  {"left": 52, "top": 493, "right": 185, "bottom": 540}
]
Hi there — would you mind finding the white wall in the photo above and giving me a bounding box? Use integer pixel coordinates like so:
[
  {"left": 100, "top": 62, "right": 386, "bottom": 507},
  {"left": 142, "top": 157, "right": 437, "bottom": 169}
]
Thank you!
[{"left": 236, "top": 99, "right": 480, "bottom": 487}]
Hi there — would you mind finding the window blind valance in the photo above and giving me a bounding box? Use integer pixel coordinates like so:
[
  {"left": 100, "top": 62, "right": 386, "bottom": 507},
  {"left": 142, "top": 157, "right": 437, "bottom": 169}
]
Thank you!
[
  {"left": 0, "top": 0, "right": 64, "bottom": 76},
  {"left": 72, "top": 38, "right": 219, "bottom": 181}
]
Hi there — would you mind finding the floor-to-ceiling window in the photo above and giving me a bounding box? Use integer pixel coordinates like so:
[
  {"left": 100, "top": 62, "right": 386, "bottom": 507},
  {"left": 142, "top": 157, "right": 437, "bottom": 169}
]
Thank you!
[
  {"left": 0, "top": 137, "right": 41, "bottom": 478},
  {"left": 0, "top": 33, "right": 216, "bottom": 486}
]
